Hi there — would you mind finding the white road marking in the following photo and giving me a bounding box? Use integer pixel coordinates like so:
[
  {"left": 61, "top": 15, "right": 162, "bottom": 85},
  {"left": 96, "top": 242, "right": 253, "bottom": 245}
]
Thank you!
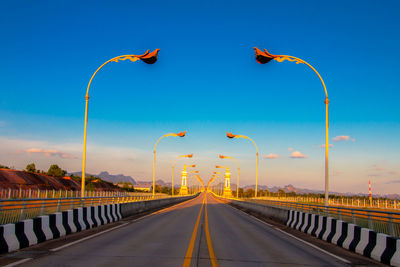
[
  {"left": 3, "top": 258, "right": 32, "bottom": 267},
  {"left": 50, "top": 223, "right": 129, "bottom": 252},
  {"left": 50, "top": 196, "right": 199, "bottom": 252},
  {"left": 218, "top": 199, "right": 351, "bottom": 264}
]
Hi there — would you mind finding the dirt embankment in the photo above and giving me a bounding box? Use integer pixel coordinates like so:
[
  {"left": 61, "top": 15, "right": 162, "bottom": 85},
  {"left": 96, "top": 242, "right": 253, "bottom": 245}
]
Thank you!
[{"left": 0, "top": 169, "right": 120, "bottom": 191}]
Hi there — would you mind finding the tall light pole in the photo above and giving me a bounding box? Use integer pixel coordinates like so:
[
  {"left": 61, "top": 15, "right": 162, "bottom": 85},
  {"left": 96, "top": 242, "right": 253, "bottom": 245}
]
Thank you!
[
  {"left": 219, "top": 154, "right": 240, "bottom": 198},
  {"left": 214, "top": 168, "right": 225, "bottom": 196},
  {"left": 172, "top": 154, "right": 193, "bottom": 196},
  {"left": 153, "top": 131, "right": 186, "bottom": 197},
  {"left": 254, "top": 47, "right": 330, "bottom": 206},
  {"left": 227, "top": 132, "right": 259, "bottom": 198},
  {"left": 81, "top": 49, "right": 160, "bottom": 197}
]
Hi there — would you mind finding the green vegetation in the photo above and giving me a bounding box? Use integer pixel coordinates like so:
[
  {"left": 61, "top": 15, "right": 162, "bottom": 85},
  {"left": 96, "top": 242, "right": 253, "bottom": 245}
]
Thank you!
[
  {"left": 152, "top": 185, "right": 178, "bottom": 195},
  {"left": 25, "top": 163, "right": 36, "bottom": 173},
  {"left": 47, "top": 164, "right": 67, "bottom": 177},
  {"left": 0, "top": 164, "right": 10, "bottom": 169}
]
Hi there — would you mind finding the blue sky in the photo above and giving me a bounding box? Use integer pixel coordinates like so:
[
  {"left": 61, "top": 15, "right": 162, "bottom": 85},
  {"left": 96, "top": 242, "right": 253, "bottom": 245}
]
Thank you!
[{"left": 0, "top": 0, "right": 399, "bottom": 194}]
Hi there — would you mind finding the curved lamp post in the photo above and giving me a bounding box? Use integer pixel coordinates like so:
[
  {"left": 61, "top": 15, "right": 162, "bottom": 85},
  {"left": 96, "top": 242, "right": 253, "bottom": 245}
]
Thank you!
[
  {"left": 172, "top": 154, "right": 193, "bottom": 196},
  {"left": 193, "top": 175, "right": 205, "bottom": 191},
  {"left": 227, "top": 132, "right": 259, "bottom": 198},
  {"left": 219, "top": 154, "right": 240, "bottom": 198},
  {"left": 153, "top": 131, "right": 186, "bottom": 196},
  {"left": 254, "top": 47, "right": 330, "bottom": 206},
  {"left": 81, "top": 49, "right": 160, "bottom": 197},
  {"left": 213, "top": 168, "right": 225, "bottom": 196}
]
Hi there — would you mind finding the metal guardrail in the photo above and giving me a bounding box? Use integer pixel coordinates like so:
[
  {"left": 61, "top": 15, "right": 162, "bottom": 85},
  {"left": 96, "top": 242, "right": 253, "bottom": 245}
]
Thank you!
[
  {"left": 257, "top": 196, "right": 399, "bottom": 210},
  {"left": 0, "top": 188, "right": 136, "bottom": 199},
  {"left": 244, "top": 198, "right": 400, "bottom": 237},
  {"left": 0, "top": 194, "right": 174, "bottom": 225}
]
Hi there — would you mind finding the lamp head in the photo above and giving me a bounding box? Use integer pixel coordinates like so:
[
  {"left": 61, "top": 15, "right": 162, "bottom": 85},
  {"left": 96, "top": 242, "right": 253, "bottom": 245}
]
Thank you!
[
  {"left": 187, "top": 154, "right": 193, "bottom": 158},
  {"left": 254, "top": 47, "right": 277, "bottom": 64},
  {"left": 139, "top": 49, "right": 160, "bottom": 64},
  {"left": 176, "top": 131, "right": 186, "bottom": 137},
  {"left": 226, "top": 132, "right": 236, "bottom": 139},
  {"left": 219, "top": 154, "right": 225, "bottom": 159}
]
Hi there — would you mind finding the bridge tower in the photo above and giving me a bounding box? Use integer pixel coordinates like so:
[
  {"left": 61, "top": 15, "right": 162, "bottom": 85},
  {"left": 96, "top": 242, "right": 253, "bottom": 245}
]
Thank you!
[
  {"left": 223, "top": 165, "right": 232, "bottom": 197},
  {"left": 179, "top": 165, "right": 188, "bottom": 195}
]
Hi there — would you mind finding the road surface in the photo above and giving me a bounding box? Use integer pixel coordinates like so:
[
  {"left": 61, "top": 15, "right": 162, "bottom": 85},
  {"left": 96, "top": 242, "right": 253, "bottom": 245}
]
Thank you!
[{"left": 8, "top": 192, "right": 376, "bottom": 266}]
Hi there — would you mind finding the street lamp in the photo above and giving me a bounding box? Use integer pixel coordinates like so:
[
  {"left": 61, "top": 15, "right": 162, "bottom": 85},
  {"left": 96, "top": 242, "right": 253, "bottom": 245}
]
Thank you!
[
  {"left": 219, "top": 154, "right": 240, "bottom": 198},
  {"left": 254, "top": 47, "right": 330, "bottom": 206},
  {"left": 227, "top": 132, "right": 259, "bottom": 198},
  {"left": 172, "top": 154, "right": 193, "bottom": 196},
  {"left": 153, "top": 131, "right": 186, "bottom": 197},
  {"left": 188, "top": 174, "right": 204, "bottom": 193},
  {"left": 81, "top": 49, "right": 160, "bottom": 197},
  {"left": 212, "top": 169, "right": 224, "bottom": 195}
]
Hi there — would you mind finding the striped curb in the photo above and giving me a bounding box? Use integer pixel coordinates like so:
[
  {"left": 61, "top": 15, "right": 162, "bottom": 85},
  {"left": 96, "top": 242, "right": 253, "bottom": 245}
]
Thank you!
[
  {"left": 287, "top": 210, "right": 399, "bottom": 266},
  {"left": 0, "top": 204, "right": 121, "bottom": 254}
]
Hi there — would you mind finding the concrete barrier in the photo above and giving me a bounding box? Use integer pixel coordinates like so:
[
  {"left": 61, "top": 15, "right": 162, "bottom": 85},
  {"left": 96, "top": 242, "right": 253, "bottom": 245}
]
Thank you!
[
  {"left": 223, "top": 197, "right": 400, "bottom": 266},
  {"left": 0, "top": 195, "right": 195, "bottom": 254},
  {"left": 227, "top": 198, "right": 288, "bottom": 224},
  {"left": 121, "top": 195, "right": 194, "bottom": 217}
]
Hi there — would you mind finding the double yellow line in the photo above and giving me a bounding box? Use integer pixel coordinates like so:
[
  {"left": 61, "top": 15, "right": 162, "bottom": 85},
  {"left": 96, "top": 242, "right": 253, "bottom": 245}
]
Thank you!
[{"left": 183, "top": 193, "right": 218, "bottom": 267}]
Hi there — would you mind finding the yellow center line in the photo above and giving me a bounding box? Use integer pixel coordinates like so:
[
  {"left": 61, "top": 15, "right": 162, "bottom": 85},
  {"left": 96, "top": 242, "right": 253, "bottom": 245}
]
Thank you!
[
  {"left": 205, "top": 193, "right": 219, "bottom": 267},
  {"left": 183, "top": 194, "right": 205, "bottom": 267}
]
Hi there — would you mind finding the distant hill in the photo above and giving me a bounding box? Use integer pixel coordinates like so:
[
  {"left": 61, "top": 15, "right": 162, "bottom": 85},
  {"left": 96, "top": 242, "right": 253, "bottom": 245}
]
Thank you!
[
  {"left": 69, "top": 171, "right": 136, "bottom": 185},
  {"left": 242, "top": 183, "right": 400, "bottom": 199},
  {"left": 0, "top": 169, "right": 121, "bottom": 191}
]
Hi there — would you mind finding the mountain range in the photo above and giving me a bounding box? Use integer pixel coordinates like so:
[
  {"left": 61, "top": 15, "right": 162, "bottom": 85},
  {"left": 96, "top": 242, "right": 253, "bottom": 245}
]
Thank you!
[
  {"left": 69, "top": 171, "right": 400, "bottom": 199},
  {"left": 69, "top": 171, "right": 136, "bottom": 185}
]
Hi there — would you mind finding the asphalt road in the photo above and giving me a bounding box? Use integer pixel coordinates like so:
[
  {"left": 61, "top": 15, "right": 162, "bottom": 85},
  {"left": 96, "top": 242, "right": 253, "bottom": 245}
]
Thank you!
[{"left": 10, "top": 192, "right": 378, "bottom": 266}]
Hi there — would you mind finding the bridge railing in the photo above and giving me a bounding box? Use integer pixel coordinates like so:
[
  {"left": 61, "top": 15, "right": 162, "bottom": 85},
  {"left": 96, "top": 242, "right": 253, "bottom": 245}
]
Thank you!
[
  {"left": 244, "top": 198, "right": 400, "bottom": 237},
  {"left": 0, "top": 188, "right": 149, "bottom": 199},
  {"left": 0, "top": 194, "right": 172, "bottom": 225}
]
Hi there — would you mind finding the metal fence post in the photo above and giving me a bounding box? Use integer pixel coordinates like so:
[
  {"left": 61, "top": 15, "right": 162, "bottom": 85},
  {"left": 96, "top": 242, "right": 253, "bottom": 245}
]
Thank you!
[
  {"left": 19, "top": 201, "right": 26, "bottom": 221},
  {"left": 57, "top": 199, "right": 61, "bottom": 212},
  {"left": 41, "top": 201, "right": 45, "bottom": 216},
  {"left": 389, "top": 215, "right": 395, "bottom": 236},
  {"left": 368, "top": 211, "right": 373, "bottom": 230}
]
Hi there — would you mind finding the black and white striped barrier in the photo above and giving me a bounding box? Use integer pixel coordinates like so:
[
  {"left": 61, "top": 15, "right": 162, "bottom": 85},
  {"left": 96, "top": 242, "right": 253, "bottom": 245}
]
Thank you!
[
  {"left": 287, "top": 210, "right": 400, "bottom": 266},
  {"left": 0, "top": 204, "right": 122, "bottom": 254}
]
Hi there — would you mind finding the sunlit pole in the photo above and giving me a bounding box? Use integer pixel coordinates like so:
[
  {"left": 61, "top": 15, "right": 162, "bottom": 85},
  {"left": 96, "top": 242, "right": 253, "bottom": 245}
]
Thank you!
[
  {"left": 254, "top": 47, "right": 330, "bottom": 206},
  {"left": 219, "top": 154, "right": 240, "bottom": 198},
  {"left": 227, "top": 133, "right": 259, "bottom": 198},
  {"left": 212, "top": 171, "right": 223, "bottom": 196},
  {"left": 211, "top": 175, "right": 219, "bottom": 194},
  {"left": 172, "top": 154, "right": 193, "bottom": 196},
  {"left": 153, "top": 131, "right": 186, "bottom": 197},
  {"left": 81, "top": 49, "right": 159, "bottom": 197}
]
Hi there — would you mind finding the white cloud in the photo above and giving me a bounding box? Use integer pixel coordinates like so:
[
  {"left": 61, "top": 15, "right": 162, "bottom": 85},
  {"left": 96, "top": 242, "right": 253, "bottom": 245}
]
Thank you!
[
  {"left": 290, "top": 151, "right": 307, "bottom": 159},
  {"left": 17, "top": 148, "right": 78, "bottom": 159},
  {"left": 332, "top": 135, "right": 354, "bottom": 142},
  {"left": 0, "top": 136, "right": 147, "bottom": 177},
  {"left": 262, "top": 153, "right": 279, "bottom": 159}
]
